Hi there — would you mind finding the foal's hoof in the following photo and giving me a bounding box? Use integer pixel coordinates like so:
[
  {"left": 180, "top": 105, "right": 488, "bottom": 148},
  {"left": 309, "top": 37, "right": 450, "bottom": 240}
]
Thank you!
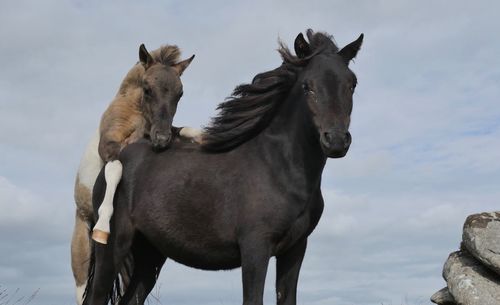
[{"left": 92, "top": 229, "right": 109, "bottom": 244}]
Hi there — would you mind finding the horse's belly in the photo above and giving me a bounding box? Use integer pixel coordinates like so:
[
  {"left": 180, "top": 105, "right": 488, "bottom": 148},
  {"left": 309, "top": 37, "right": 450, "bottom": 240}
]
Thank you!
[{"left": 155, "top": 238, "right": 241, "bottom": 271}]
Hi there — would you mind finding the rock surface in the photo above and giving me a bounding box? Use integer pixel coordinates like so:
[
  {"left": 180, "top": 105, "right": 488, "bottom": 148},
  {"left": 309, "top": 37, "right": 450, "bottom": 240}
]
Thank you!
[
  {"left": 430, "top": 287, "right": 456, "bottom": 305},
  {"left": 462, "top": 212, "right": 500, "bottom": 276},
  {"left": 443, "top": 251, "right": 500, "bottom": 305}
]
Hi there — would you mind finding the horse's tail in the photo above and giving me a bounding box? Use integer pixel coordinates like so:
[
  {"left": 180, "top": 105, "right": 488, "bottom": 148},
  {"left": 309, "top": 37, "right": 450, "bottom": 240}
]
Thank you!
[
  {"left": 82, "top": 169, "right": 135, "bottom": 305},
  {"left": 110, "top": 254, "right": 135, "bottom": 305},
  {"left": 82, "top": 235, "right": 135, "bottom": 305},
  {"left": 114, "top": 253, "right": 135, "bottom": 303}
]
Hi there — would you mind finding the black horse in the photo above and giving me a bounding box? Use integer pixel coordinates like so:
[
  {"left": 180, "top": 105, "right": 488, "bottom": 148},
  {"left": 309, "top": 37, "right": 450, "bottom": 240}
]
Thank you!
[{"left": 83, "top": 29, "right": 363, "bottom": 305}]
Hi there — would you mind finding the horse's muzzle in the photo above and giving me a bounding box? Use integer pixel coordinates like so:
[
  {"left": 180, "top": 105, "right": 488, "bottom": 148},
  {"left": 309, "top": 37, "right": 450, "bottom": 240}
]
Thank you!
[{"left": 320, "top": 131, "right": 351, "bottom": 158}]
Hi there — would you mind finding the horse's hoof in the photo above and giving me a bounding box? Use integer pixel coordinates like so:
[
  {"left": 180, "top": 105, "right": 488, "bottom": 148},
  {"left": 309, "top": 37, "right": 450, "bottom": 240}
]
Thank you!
[{"left": 92, "top": 229, "right": 109, "bottom": 244}]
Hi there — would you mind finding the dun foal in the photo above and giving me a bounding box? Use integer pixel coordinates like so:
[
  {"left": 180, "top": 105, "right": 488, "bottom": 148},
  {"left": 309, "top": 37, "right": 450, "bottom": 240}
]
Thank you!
[{"left": 72, "top": 43, "right": 200, "bottom": 305}]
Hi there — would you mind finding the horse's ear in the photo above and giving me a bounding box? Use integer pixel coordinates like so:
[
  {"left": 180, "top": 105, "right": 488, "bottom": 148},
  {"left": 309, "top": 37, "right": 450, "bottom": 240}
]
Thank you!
[
  {"left": 173, "top": 54, "right": 195, "bottom": 76},
  {"left": 139, "top": 44, "right": 154, "bottom": 70},
  {"left": 338, "top": 33, "right": 364, "bottom": 65},
  {"left": 294, "top": 33, "right": 311, "bottom": 58}
]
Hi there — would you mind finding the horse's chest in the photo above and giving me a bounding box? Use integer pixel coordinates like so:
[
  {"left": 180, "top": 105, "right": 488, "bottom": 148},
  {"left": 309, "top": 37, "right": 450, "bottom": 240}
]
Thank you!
[
  {"left": 274, "top": 211, "right": 309, "bottom": 254},
  {"left": 274, "top": 194, "right": 324, "bottom": 255}
]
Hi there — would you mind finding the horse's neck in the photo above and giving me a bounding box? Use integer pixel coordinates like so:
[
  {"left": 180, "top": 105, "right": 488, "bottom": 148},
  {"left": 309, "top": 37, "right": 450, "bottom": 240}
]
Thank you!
[{"left": 256, "top": 88, "right": 327, "bottom": 190}]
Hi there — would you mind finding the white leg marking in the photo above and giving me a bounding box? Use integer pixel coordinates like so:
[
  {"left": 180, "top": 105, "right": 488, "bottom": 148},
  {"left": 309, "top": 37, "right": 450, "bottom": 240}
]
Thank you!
[
  {"left": 76, "top": 282, "right": 87, "bottom": 305},
  {"left": 93, "top": 160, "right": 123, "bottom": 235},
  {"left": 179, "top": 127, "right": 203, "bottom": 143}
]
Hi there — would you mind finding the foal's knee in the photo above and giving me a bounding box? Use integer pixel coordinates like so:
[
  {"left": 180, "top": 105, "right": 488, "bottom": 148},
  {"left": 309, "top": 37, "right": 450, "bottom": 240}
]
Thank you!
[{"left": 104, "top": 160, "right": 123, "bottom": 184}]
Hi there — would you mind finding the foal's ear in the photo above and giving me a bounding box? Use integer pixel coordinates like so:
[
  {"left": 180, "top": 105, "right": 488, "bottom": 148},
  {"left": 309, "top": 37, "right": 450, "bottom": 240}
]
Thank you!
[
  {"left": 338, "top": 33, "right": 364, "bottom": 65},
  {"left": 139, "top": 44, "right": 154, "bottom": 70},
  {"left": 294, "top": 33, "right": 311, "bottom": 58},
  {"left": 173, "top": 54, "right": 195, "bottom": 76}
]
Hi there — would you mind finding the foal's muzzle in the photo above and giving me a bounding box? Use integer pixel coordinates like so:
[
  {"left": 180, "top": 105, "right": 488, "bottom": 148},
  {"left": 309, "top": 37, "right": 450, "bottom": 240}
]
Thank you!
[
  {"left": 320, "top": 130, "right": 351, "bottom": 158},
  {"left": 151, "top": 129, "right": 172, "bottom": 151}
]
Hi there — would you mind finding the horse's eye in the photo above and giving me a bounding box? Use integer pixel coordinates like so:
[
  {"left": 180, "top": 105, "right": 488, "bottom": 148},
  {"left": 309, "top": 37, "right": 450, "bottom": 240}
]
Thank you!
[
  {"left": 144, "top": 87, "right": 152, "bottom": 97},
  {"left": 302, "top": 82, "right": 315, "bottom": 95},
  {"left": 179, "top": 91, "right": 184, "bottom": 98},
  {"left": 350, "top": 81, "right": 357, "bottom": 92}
]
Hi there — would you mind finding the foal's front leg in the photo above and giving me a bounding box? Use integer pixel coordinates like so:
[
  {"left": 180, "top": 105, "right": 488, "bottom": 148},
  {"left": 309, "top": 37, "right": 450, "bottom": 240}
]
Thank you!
[
  {"left": 178, "top": 126, "right": 203, "bottom": 144},
  {"left": 91, "top": 159, "right": 122, "bottom": 244},
  {"left": 240, "top": 238, "right": 272, "bottom": 305},
  {"left": 275, "top": 239, "right": 307, "bottom": 305}
]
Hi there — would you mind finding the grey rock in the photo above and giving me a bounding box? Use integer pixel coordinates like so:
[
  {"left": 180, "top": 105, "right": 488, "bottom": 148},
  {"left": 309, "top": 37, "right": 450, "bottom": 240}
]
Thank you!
[
  {"left": 431, "top": 287, "right": 456, "bottom": 304},
  {"left": 443, "top": 251, "right": 500, "bottom": 305},
  {"left": 462, "top": 211, "right": 500, "bottom": 276}
]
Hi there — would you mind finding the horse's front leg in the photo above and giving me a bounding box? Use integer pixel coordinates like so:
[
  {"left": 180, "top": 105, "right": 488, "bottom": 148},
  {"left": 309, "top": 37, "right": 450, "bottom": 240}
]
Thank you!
[
  {"left": 275, "top": 239, "right": 307, "bottom": 305},
  {"left": 240, "top": 237, "right": 272, "bottom": 305}
]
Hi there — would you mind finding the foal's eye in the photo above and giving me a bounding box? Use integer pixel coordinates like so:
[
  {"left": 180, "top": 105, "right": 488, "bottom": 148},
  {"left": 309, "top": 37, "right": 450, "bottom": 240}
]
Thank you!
[
  {"left": 179, "top": 91, "right": 184, "bottom": 98},
  {"left": 144, "top": 87, "right": 152, "bottom": 96}
]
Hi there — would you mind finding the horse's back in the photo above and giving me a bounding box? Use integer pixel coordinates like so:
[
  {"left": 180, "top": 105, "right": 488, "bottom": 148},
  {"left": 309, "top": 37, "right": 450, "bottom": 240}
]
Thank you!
[{"left": 117, "top": 139, "right": 152, "bottom": 172}]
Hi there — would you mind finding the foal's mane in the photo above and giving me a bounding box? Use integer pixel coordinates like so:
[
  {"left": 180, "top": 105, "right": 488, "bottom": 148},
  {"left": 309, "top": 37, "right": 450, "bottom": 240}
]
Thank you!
[
  {"left": 117, "top": 45, "right": 182, "bottom": 96},
  {"left": 201, "top": 30, "right": 338, "bottom": 152},
  {"left": 150, "top": 45, "right": 182, "bottom": 66}
]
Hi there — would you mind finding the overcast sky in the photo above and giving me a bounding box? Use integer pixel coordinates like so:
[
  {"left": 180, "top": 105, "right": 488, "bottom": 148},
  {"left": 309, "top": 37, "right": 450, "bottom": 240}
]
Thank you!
[{"left": 1, "top": 1, "right": 499, "bottom": 305}]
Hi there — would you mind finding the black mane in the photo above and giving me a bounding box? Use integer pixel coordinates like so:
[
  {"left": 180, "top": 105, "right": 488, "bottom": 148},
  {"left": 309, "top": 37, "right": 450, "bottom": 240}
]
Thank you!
[{"left": 201, "top": 30, "right": 338, "bottom": 152}]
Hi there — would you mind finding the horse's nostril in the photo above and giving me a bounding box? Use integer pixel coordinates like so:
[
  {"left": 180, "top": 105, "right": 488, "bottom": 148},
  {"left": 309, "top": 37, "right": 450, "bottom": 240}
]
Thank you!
[
  {"left": 323, "top": 132, "right": 332, "bottom": 143},
  {"left": 344, "top": 132, "right": 352, "bottom": 147},
  {"left": 322, "top": 131, "right": 351, "bottom": 150}
]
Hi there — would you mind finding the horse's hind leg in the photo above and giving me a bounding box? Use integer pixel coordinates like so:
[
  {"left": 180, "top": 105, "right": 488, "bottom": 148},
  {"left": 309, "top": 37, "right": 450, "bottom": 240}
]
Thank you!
[
  {"left": 119, "top": 234, "right": 166, "bottom": 305},
  {"left": 84, "top": 212, "right": 134, "bottom": 305},
  {"left": 71, "top": 212, "right": 91, "bottom": 305},
  {"left": 275, "top": 239, "right": 307, "bottom": 305}
]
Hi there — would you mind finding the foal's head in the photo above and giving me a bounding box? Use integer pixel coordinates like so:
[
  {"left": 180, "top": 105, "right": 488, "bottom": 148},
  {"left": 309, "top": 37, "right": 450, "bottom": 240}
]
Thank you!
[
  {"left": 139, "top": 44, "right": 194, "bottom": 150},
  {"left": 294, "top": 31, "right": 363, "bottom": 158}
]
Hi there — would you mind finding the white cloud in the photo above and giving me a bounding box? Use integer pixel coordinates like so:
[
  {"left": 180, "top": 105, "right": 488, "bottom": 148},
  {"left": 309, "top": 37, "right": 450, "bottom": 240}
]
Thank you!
[
  {"left": 0, "top": 176, "right": 74, "bottom": 304},
  {"left": 0, "top": 176, "right": 72, "bottom": 234}
]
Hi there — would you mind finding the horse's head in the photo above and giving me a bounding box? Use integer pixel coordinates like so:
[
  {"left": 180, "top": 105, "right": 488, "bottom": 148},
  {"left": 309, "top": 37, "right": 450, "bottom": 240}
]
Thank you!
[
  {"left": 295, "top": 32, "right": 363, "bottom": 158},
  {"left": 139, "top": 44, "right": 194, "bottom": 150}
]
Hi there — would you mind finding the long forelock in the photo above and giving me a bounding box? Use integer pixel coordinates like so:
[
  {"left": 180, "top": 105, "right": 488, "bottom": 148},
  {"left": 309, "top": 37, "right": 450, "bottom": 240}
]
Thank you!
[
  {"left": 150, "top": 45, "right": 182, "bottom": 66},
  {"left": 278, "top": 29, "right": 339, "bottom": 66}
]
